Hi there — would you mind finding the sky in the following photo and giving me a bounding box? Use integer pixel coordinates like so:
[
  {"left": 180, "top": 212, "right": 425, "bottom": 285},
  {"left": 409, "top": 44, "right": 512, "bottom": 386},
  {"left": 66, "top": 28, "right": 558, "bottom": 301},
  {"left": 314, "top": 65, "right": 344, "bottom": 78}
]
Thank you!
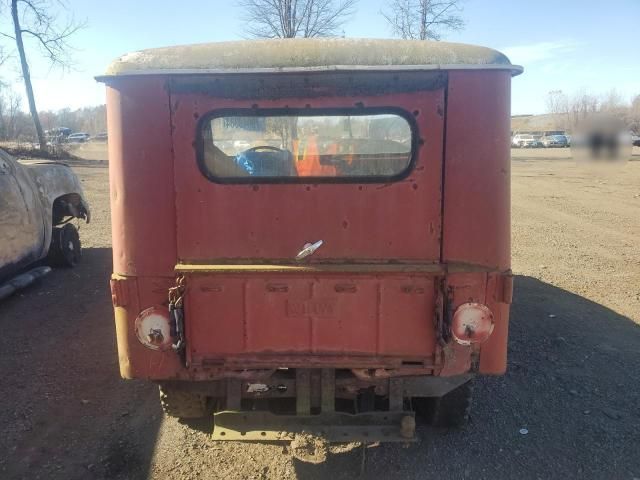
[{"left": 0, "top": 0, "right": 638, "bottom": 115}]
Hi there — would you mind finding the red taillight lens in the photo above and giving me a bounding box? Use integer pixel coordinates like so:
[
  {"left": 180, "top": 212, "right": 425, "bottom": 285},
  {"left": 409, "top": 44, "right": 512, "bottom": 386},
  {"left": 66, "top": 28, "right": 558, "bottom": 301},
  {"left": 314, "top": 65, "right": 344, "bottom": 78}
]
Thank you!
[{"left": 451, "top": 303, "right": 494, "bottom": 345}]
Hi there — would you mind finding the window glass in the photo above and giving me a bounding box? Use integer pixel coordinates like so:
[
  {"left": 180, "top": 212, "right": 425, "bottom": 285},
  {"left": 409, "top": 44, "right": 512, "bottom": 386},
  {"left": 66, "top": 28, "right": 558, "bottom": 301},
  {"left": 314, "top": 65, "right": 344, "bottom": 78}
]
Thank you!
[{"left": 199, "top": 110, "right": 414, "bottom": 181}]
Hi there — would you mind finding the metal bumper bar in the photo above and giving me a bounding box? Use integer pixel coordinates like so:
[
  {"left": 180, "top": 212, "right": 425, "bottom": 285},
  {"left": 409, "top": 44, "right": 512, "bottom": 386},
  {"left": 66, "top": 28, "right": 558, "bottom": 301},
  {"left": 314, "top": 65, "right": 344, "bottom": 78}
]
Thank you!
[{"left": 212, "top": 411, "right": 416, "bottom": 442}]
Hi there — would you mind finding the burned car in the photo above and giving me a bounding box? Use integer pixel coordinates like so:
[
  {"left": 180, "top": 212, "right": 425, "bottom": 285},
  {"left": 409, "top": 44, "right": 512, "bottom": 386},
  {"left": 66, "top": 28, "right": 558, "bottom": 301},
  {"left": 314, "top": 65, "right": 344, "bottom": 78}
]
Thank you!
[{"left": 0, "top": 149, "right": 90, "bottom": 296}]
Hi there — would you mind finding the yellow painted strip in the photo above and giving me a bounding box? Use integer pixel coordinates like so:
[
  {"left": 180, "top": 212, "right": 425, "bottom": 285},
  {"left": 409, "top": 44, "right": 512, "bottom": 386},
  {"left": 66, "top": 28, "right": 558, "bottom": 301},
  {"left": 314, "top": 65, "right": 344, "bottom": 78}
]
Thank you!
[{"left": 174, "top": 263, "right": 446, "bottom": 274}]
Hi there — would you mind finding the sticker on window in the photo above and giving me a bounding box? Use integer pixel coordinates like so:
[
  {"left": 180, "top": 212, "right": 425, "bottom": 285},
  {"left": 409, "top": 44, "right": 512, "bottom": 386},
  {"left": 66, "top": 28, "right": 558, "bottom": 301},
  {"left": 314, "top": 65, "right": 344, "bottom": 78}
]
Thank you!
[{"left": 198, "top": 109, "right": 416, "bottom": 182}]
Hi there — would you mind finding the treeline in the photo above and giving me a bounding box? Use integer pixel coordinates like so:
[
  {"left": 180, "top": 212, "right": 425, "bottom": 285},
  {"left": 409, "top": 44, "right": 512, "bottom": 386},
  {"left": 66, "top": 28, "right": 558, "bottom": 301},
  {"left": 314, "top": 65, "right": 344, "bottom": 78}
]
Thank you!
[
  {"left": 0, "top": 85, "right": 106, "bottom": 142},
  {"left": 546, "top": 90, "right": 640, "bottom": 133}
]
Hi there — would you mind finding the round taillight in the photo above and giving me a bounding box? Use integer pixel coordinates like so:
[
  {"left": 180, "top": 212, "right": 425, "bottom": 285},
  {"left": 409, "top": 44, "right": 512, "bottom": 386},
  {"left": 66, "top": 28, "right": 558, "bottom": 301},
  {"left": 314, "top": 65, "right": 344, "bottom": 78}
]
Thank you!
[
  {"left": 134, "top": 306, "right": 173, "bottom": 351},
  {"left": 451, "top": 303, "right": 494, "bottom": 345}
]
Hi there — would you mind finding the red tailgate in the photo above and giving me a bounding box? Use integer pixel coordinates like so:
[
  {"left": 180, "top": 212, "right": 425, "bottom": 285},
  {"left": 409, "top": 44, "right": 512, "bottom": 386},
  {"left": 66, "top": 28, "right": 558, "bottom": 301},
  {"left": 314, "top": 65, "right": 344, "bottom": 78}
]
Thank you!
[{"left": 170, "top": 74, "right": 445, "bottom": 361}]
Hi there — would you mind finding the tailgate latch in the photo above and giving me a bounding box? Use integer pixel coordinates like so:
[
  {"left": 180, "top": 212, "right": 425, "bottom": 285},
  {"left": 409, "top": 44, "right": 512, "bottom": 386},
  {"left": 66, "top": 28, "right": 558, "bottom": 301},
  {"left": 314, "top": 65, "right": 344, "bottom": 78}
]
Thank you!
[{"left": 295, "top": 240, "right": 323, "bottom": 260}]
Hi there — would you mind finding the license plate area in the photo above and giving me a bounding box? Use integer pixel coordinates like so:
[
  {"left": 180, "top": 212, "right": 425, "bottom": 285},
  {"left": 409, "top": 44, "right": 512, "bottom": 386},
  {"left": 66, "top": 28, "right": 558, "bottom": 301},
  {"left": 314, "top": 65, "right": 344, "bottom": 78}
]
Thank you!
[{"left": 183, "top": 272, "right": 438, "bottom": 362}]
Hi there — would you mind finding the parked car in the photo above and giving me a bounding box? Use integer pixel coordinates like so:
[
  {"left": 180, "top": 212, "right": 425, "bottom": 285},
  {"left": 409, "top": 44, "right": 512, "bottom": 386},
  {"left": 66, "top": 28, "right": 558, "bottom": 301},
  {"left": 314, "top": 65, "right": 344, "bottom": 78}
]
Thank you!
[
  {"left": 512, "top": 134, "right": 537, "bottom": 148},
  {"left": 66, "top": 132, "right": 91, "bottom": 143},
  {"left": 531, "top": 137, "right": 545, "bottom": 148},
  {"left": 90, "top": 132, "right": 108, "bottom": 142},
  {"left": 632, "top": 133, "right": 640, "bottom": 147},
  {"left": 541, "top": 134, "right": 569, "bottom": 148},
  {"left": 0, "top": 149, "right": 90, "bottom": 282}
]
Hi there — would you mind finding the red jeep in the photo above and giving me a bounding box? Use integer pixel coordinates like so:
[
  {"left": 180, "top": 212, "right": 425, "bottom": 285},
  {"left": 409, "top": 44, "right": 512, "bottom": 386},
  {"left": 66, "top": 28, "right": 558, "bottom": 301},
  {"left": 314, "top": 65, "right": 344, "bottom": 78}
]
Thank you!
[{"left": 100, "top": 38, "right": 521, "bottom": 442}]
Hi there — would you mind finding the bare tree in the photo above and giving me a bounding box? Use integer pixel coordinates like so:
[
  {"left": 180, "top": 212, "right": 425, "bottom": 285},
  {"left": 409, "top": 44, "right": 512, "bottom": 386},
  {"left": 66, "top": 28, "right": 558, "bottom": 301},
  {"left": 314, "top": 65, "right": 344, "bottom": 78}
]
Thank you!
[
  {"left": 600, "top": 88, "right": 624, "bottom": 113},
  {"left": 238, "top": 0, "right": 358, "bottom": 38},
  {"left": 629, "top": 94, "right": 640, "bottom": 134},
  {"left": 567, "top": 90, "right": 600, "bottom": 128},
  {"left": 546, "top": 90, "right": 569, "bottom": 130},
  {"left": 1, "top": 0, "right": 83, "bottom": 150},
  {"left": 0, "top": 83, "right": 27, "bottom": 141},
  {"left": 381, "top": 0, "right": 464, "bottom": 41},
  {"left": 546, "top": 90, "right": 568, "bottom": 115}
]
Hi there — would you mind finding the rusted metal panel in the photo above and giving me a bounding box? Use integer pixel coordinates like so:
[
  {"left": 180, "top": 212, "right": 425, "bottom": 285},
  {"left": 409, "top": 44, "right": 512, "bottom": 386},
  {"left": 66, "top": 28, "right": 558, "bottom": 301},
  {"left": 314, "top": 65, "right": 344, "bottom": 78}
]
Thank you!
[
  {"left": 111, "top": 274, "right": 185, "bottom": 380},
  {"left": 212, "top": 410, "right": 416, "bottom": 442},
  {"left": 110, "top": 277, "right": 130, "bottom": 307},
  {"left": 479, "top": 271, "right": 513, "bottom": 374},
  {"left": 106, "top": 79, "right": 177, "bottom": 277},
  {"left": 170, "top": 71, "right": 447, "bottom": 100},
  {"left": 183, "top": 273, "right": 437, "bottom": 361},
  {"left": 437, "top": 272, "right": 488, "bottom": 376},
  {"left": 170, "top": 86, "right": 444, "bottom": 262},
  {"left": 102, "top": 60, "right": 513, "bottom": 396},
  {"left": 442, "top": 70, "right": 512, "bottom": 271}
]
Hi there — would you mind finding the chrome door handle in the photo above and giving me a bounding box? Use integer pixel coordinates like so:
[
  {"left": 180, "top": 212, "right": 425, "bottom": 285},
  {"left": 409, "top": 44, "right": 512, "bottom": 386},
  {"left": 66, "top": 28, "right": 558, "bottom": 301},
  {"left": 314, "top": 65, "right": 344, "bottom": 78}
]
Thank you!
[{"left": 295, "top": 240, "right": 323, "bottom": 261}]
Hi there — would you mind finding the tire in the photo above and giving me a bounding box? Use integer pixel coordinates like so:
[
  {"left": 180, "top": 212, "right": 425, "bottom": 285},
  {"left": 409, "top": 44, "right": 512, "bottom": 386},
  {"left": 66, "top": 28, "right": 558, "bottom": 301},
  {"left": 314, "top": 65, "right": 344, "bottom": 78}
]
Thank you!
[
  {"left": 159, "top": 385, "right": 207, "bottom": 419},
  {"left": 47, "top": 224, "right": 81, "bottom": 267},
  {"left": 430, "top": 380, "right": 473, "bottom": 427},
  {"left": 412, "top": 380, "right": 473, "bottom": 428}
]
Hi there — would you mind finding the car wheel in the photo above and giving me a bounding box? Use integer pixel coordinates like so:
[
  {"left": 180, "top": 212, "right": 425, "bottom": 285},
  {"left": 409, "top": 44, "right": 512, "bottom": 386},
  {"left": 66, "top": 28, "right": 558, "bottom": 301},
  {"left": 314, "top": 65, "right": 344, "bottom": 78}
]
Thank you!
[
  {"left": 413, "top": 380, "right": 473, "bottom": 428},
  {"left": 47, "top": 223, "right": 82, "bottom": 267},
  {"left": 159, "top": 385, "right": 208, "bottom": 419}
]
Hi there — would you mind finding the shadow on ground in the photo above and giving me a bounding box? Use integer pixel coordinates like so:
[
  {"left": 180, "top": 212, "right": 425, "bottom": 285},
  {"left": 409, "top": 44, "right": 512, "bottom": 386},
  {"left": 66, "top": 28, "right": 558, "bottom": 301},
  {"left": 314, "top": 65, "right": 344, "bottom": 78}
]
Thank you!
[
  {"left": 292, "top": 275, "right": 640, "bottom": 479},
  {"left": 0, "top": 248, "right": 161, "bottom": 480},
  {"left": 2, "top": 262, "right": 639, "bottom": 479}
]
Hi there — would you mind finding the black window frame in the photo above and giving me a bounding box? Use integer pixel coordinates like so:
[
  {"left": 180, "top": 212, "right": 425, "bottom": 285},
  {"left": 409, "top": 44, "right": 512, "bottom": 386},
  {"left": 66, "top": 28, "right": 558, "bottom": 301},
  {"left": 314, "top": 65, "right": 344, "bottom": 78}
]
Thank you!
[{"left": 195, "top": 107, "right": 419, "bottom": 184}]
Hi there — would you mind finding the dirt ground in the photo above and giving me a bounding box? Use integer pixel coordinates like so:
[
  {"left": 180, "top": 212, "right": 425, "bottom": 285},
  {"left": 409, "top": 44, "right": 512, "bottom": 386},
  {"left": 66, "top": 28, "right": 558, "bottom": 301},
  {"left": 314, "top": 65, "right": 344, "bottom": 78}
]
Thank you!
[{"left": 1, "top": 149, "right": 639, "bottom": 479}]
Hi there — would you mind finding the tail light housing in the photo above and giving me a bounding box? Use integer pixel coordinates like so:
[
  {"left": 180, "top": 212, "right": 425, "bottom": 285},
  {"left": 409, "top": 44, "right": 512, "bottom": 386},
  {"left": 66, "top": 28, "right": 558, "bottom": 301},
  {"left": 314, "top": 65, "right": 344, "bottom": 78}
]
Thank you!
[
  {"left": 134, "top": 306, "right": 173, "bottom": 351},
  {"left": 451, "top": 303, "right": 494, "bottom": 345}
]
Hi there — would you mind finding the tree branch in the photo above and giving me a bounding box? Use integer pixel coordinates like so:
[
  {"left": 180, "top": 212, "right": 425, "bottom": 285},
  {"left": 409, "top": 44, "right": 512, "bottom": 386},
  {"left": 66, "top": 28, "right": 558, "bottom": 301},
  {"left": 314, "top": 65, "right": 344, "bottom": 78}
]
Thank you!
[{"left": 237, "top": 0, "right": 358, "bottom": 38}]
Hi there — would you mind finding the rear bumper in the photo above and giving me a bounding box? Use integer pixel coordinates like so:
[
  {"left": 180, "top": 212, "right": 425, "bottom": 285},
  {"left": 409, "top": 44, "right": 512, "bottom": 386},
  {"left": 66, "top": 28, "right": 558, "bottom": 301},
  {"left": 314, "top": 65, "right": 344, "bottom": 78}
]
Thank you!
[
  {"left": 162, "top": 370, "right": 473, "bottom": 442},
  {"left": 212, "top": 410, "right": 416, "bottom": 442}
]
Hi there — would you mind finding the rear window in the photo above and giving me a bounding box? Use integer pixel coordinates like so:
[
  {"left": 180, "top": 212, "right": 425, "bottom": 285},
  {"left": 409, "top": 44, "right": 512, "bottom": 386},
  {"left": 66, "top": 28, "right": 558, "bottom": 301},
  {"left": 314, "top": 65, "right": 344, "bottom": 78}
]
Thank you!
[{"left": 197, "top": 108, "right": 416, "bottom": 183}]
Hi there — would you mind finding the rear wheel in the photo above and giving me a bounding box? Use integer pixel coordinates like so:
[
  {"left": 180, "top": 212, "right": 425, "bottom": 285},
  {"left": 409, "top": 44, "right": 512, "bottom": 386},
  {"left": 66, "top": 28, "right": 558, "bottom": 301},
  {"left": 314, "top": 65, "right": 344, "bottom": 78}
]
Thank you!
[
  {"left": 47, "top": 224, "right": 81, "bottom": 267},
  {"left": 412, "top": 380, "right": 473, "bottom": 428},
  {"left": 159, "top": 385, "right": 208, "bottom": 419}
]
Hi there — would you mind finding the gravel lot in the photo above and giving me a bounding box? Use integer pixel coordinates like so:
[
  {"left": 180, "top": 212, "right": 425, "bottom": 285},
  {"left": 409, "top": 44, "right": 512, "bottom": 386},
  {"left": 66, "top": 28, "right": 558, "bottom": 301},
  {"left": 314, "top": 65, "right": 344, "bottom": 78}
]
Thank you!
[{"left": 1, "top": 150, "right": 639, "bottom": 479}]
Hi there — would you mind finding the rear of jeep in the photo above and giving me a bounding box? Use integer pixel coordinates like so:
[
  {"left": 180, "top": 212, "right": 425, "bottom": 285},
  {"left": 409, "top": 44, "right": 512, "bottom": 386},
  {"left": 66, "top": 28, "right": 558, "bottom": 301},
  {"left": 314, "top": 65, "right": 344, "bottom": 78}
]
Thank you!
[{"left": 101, "top": 38, "right": 519, "bottom": 442}]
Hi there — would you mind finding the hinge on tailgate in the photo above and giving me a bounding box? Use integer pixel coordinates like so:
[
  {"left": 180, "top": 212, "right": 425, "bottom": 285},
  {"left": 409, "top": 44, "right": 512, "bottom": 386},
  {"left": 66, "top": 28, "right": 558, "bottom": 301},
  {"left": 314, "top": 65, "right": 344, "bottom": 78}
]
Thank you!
[
  {"left": 493, "top": 270, "right": 514, "bottom": 304},
  {"left": 434, "top": 278, "right": 453, "bottom": 346}
]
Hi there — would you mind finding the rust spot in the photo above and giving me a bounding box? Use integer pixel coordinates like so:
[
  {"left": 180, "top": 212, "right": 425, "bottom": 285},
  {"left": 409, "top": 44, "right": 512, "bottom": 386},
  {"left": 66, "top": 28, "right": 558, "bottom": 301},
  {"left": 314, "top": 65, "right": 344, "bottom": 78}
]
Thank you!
[
  {"left": 110, "top": 278, "right": 130, "bottom": 307},
  {"left": 266, "top": 283, "right": 289, "bottom": 293},
  {"left": 401, "top": 285, "right": 425, "bottom": 294},
  {"left": 342, "top": 220, "right": 349, "bottom": 229},
  {"left": 334, "top": 283, "right": 357, "bottom": 293},
  {"left": 200, "top": 285, "right": 223, "bottom": 293}
]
